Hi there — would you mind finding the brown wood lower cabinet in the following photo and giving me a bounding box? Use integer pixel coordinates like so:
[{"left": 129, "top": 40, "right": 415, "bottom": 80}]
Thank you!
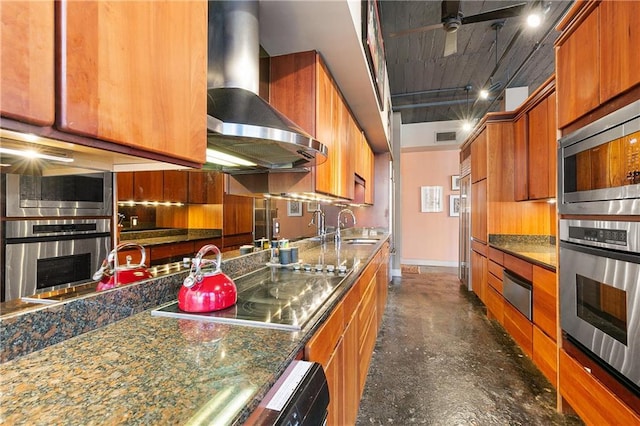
[
  {"left": 471, "top": 249, "right": 487, "bottom": 304},
  {"left": 485, "top": 285, "right": 504, "bottom": 325},
  {"left": 533, "top": 326, "right": 557, "bottom": 387},
  {"left": 304, "top": 243, "right": 388, "bottom": 425},
  {"left": 559, "top": 350, "right": 640, "bottom": 425},
  {"left": 503, "top": 301, "right": 533, "bottom": 358}
]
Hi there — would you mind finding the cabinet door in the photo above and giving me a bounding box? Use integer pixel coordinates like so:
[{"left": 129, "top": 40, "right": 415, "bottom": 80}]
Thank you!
[
  {"left": 315, "top": 58, "right": 334, "bottom": 195},
  {"left": 162, "top": 171, "right": 188, "bottom": 203},
  {"left": 116, "top": 172, "right": 134, "bottom": 201},
  {"left": 599, "top": 1, "right": 640, "bottom": 103},
  {"left": 528, "top": 98, "right": 551, "bottom": 200},
  {"left": 556, "top": 7, "right": 599, "bottom": 129},
  {"left": 223, "top": 194, "right": 253, "bottom": 236},
  {"left": 471, "top": 130, "right": 487, "bottom": 183},
  {"left": 325, "top": 338, "right": 344, "bottom": 426},
  {"left": 471, "top": 179, "right": 487, "bottom": 243},
  {"left": 533, "top": 266, "right": 557, "bottom": 341},
  {"left": 133, "top": 171, "right": 163, "bottom": 201},
  {"left": 188, "top": 171, "right": 223, "bottom": 205},
  {"left": 471, "top": 250, "right": 487, "bottom": 303},
  {"left": 0, "top": 1, "right": 54, "bottom": 125},
  {"left": 343, "top": 317, "right": 359, "bottom": 426},
  {"left": 514, "top": 115, "right": 528, "bottom": 201},
  {"left": 57, "top": 1, "right": 206, "bottom": 163},
  {"left": 546, "top": 92, "right": 557, "bottom": 198}
]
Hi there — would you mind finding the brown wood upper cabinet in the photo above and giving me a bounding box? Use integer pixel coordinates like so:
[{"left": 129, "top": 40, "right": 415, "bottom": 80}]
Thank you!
[
  {"left": 269, "top": 50, "right": 366, "bottom": 200},
  {"left": 471, "top": 130, "right": 487, "bottom": 183},
  {"left": 222, "top": 194, "right": 253, "bottom": 236},
  {"left": 0, "top": 1, "right": 55, "bottom": 125},
  {"left": 56, "top": 1, "right": 207, "bottom": 164},
  {"left": 514, "top": 88, "right": 557, "bottom": 201},
  {"left": 117, "top": 171, "right": 187, "bottom": 203},
  {"left": 556, "top": 2, "right": 640, "bottom": 129},
  {"left": 188, "top": 171, "right": 224, "bottom": 205},
  {"left": 355, "top": 131, "right": 375, "bottom": 205}
]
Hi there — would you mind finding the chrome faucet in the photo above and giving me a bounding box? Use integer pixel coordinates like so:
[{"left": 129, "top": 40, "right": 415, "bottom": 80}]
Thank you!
[
  {"left": 335, "top": 208, "right": 356, "bottom": 244},
  {"left": 309, "top": 206, "right": 326, "bottom": 241}
]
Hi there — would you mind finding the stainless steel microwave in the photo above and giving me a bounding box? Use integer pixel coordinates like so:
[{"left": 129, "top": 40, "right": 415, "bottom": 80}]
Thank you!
[
  {"left": 558, "top": 99, "right": 640, "bottom": 215},
  {"left": 3, "top": 171, "right": 113, "bottom": 217}
]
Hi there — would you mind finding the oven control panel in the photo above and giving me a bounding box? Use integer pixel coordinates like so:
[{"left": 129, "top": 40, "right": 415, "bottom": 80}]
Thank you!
[{"left": 569, "top": 226, "right": 627, "bottom": 246}]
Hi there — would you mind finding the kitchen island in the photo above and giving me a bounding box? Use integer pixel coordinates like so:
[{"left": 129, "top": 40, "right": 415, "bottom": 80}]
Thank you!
[{"left": 0, "top": 231, "right": 390, "bottom": 425}]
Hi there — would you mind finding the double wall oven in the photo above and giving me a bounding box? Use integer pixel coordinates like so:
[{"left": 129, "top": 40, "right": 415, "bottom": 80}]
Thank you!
[
  {"left": 558, "top": 99, "right": 640, "bottom": 395},
  {"left": 2, "top": 172, "right": 113, "bottom": 302}
]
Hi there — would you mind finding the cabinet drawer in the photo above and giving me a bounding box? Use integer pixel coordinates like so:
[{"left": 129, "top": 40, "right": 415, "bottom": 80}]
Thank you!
[
  {"left": 487, "top": 271, "right": 503, "bottom": 294},
  {"left": 533, "top": 326, "right": 557, "bottom": 388},
  {"left": 486, "top": 285, "right": 504, "bottom": 325},
  {"left": 488, "top": 247, "right": 504, "bottom": 265},
  {"left": 357, "top": 277, "right": 377, "bottom": 340},
  {"left": 344, "top": 279, "right": 363, "bottom": 323},
  {"left": 503, "top": 301, "right": 533, "bottom": 358},
  {"left": 532, "top": 266, "right": 557, "bottom": 340},
  {"left": 358, "top": 311, "right": 377, "bottom": 397},
  {"left": 488, "top": 260, "right": 503, "bottom": 284},
  {"left": 503, "top": 253, "right": 533, "bottom": 282},
  {"left": 306, "top": 302, "right": 345, "bottom": 367},
  {"left": 559, "top": 350, "right": 640, "bottom": 425},
  {"left": 149, "top": 241, "right": 195, "bottom": 263},
  {"left": 471, "top": 240, "right": 488, "bottom": 256}
]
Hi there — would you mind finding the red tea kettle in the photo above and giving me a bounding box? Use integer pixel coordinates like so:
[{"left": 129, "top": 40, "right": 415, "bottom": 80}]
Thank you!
[
  {"left": 178, "top": 244, "right": 237, "bottom": 313},
  {"left": 94, "top": 242, "right": 153, "bottom": 291}
]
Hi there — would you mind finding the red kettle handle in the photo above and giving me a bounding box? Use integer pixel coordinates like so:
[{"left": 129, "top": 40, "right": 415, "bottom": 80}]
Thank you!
[{"left": 183, "top": 244, "right": 222, "bottom": 288}]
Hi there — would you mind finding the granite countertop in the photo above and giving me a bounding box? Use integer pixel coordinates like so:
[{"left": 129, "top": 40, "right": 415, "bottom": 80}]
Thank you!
[
  {"left": 488, "top": 235, "right": 556, "bottom": 270},
  {"left": 120, "top": 229, "right": 223, "bottom": 247},
  {"left": 0, "top": 233, "right": 390, "bottom": 425}
]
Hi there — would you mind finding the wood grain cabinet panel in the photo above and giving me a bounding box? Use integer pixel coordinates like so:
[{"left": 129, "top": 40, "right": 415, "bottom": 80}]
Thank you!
[
  {"left": 486, "top": 285, "right": 505, "bottom": 325},
  {"left": 471, "top": 130, "right": 487, "bottom": 183},
  {"left": 532, "top": 266, "right": 557, "bottom": 341},
  {"left": 116, "top": 172, "right": 134, "bottom": 201},
  {"left": 487, "top": 270, "right": 503, "bottom": 294},
  {"left": 514, "top": 115, "right": 528, "bottom": 201},
  {"left": 133, "top": 171, "right": 163, "bottom": 201},
  {"left": 149, "top": 241, "right": 195, "bottom": 264},
  {"left": 503, "top": 253, "right": 533, "bottom": 282},
  {"left": 556, "top": 6, "right": 599, "bottom": 129},
  {"left": 533, "top": 326, "right": 557, "bottom": 388},
  {"left": 471, "top": 179, "right": 487, "bottom": 244},
  {"left": 503, "top": 301, "right": 533, "bottom": 358},
  {"left": 343, "top": 317, "right": 359, "bottom": 426},
  {"left": 471, "top": 250, "right": 487, "bottom": 304},
  {"left": 57, "top": 1, "right": 206, "bottom": 163},
  {"left": 223, "top": 194, "right": 254, "bottom": 236},
  {"left": 188, "top": 171, "right": 223, "bottom": 204},
  {"left": 599, "top": 1, "right": 640, "bottom": 103},
  {"left": 528, "top": 97, "right": 553, "bottom": 200},
  {"left": 0, "top": 1, "right": 55, "bottom": 125},
  {"left": 559, "top": 350, "right": 640, "bottom": 425},
  {"left": 305, "top": 302, "right": 345, "bottom": 367},
  {"left": 162, "top": 171, "right": 188, "bottom": 203}
]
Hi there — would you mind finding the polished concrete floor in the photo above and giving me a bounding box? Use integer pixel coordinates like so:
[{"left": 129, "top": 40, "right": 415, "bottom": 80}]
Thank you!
[{"left": 356, "top": 266, "right": 583, "bottom": 425}]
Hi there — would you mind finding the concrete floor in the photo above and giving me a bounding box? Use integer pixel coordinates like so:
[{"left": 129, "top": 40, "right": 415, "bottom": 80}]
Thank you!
[{"left": 356, "top": 266, "right": 583, "bottom": 425}]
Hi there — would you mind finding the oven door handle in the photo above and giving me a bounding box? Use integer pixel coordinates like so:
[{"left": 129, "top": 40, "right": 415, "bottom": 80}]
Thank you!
[
  {"left": 560, "top": 240, "right": 640, "bottom": 264},
  {"left": 5, "top": 232, "right": 111, "bottom": 245}
]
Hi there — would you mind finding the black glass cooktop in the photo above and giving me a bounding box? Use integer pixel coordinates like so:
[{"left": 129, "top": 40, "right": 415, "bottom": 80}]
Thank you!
[{"left": 152, "top": 267, "right": 350, "bottom": 331}]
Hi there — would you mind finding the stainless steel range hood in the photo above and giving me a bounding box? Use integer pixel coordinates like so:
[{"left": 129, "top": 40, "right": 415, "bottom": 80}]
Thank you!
[{"left": 207, "top": 1, "right": 327, "bottom": 173}]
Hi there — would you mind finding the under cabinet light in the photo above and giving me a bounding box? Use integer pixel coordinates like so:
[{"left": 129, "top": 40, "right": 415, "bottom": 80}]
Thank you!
[
  {"left": 206, "top": 148, "right": 256, "bottom": 167},
  {"left": 118, "top": 201, "right": 184, "bottom": 207},
  {"left": 0, "top": 146, "right": 74, "bottom": 163}
]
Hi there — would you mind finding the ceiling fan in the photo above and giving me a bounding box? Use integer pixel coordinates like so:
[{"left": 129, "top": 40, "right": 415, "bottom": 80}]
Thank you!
[{"left": 390, "top": 1, "right": 528, "bottom": 56}]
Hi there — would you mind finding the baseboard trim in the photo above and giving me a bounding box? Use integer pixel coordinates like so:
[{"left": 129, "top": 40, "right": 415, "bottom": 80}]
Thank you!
[
  {"left": 390, "top": 268, "right": 402, "bottom": 277},
  {"left": 401, "top": 259, "right": 458, "bottom": 268}
]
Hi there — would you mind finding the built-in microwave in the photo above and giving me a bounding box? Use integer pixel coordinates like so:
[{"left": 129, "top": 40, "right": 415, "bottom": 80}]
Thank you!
[
  {"left": 3, "top": 171, "right": 113, "bottom": 217},
  {"left": 558, "top": 99, "right": 640, "bottom": 215}
]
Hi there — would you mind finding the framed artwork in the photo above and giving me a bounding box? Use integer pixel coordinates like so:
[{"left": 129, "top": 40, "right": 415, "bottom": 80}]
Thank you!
[
  {"left": 449, "top": 195, "right": 461, "bottom": 217},
  {"left": 287, "top": 200, "right": 302, "bottom": 217},
  {"left": 451, "top": 175, "right": 460, "bottom": 191},
  {"left": 307, "top": 201, "right": 319, "bottom": 213},
  {"left": 420, "top": 186, "right": 443, "bottom": 213},
  {"left": 362, "top": 0, "right": 386, "bottom": 110}
]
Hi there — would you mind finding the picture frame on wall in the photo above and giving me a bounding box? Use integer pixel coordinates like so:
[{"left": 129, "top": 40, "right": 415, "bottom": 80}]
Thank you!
[
  {"left": 307, "top": 201, "right": 319, "bottom": 213},
  {"left": 287, "top": 200, "right": 303, "bottom": 217},
  {"left": 362, "top": 0, "right": 386, "bottom": 110},
  {"left": 420, "top": 186, "right": 443, "bottom": 213},
  {"left": 449, "top": 194, "right": 460, "bottom": 217},
  {"left": 451, "top": 175, "right": 460, "bottom": 191}
]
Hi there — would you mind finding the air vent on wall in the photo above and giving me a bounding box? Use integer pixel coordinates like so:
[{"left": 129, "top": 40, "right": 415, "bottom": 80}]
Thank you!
[{"left": 435, "top": 131, "right": 457, "bottom": 143}]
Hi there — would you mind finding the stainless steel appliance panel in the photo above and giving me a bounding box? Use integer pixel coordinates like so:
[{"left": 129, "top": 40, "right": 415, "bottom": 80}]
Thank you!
[
  {"left": 459, "top": 159, "right": 471, "bottom": 290},
  {"left": 560, "top": 219, "right": 640, "bottom": 390},
  {"left": 4, "top": 219, "right": 110, "bottom": 301},
  {"left": 558, "top": 99, "right": 640, "bottom": 215},
  {"left": 503, "top": 270, "right": 532, "bottom": 320},
  {"left": 4, "top": 172, "right": 113, "bottom": 217}
]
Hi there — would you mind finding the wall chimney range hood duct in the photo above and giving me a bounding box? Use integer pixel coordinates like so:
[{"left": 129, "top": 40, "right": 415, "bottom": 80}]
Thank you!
[{"left": 207, "top": 1, "right": 327, "bottom": 173}]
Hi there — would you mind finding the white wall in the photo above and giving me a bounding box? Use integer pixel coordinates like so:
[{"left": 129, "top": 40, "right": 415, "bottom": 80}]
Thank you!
[{"left": 401, "top": 120, "right": 470, "bottom": 151}]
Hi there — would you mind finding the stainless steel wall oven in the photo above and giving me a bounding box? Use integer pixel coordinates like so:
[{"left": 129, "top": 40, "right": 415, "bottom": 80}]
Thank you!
[
  {"left": 2, "top": 218, "right": 110, "bottom": 302},
  {"left": 558, "top": 99, "right": 640, "bottom": 215},
  {"left": 4, "top": 171, "right": 113, "bottom": 217},
  {"left": 560, "top": 219, "right": 640, "bottom": 394}
]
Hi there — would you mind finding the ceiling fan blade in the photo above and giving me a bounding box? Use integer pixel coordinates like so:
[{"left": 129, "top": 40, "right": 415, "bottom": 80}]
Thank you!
[
  {"left": 390, "top": 22, "right": 444, "bottom": 38},
  {"left": 461, "top": 2, "right": 527, "bottom": 25},
  {"left": 443, "top": 31, "right": 457, "bottom": 56}
]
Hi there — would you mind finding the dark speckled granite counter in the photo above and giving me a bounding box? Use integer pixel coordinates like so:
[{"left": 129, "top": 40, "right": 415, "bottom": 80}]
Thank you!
[
  {"left": 120, "top": 228, "right": 222, "bottom": 247},
  {"left": 488, "top": 234, "right": 556, "bottom": 270},
  {"left": 0, "top": 230, "right": 390, "bottom": 425}
]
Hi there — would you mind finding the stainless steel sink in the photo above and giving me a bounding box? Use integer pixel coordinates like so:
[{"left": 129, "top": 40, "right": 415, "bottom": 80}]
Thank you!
[{"left": 343, "top": 238, "right": 379, "bottom": 245}]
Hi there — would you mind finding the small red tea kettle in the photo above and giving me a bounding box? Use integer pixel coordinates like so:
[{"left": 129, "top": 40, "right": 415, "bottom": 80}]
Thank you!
[
  {"left": 178, "top": 244, "right": 237, "bottom": 313},
  {"left": 94, "top": 242, "right": 153, "bottom": 291}
]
